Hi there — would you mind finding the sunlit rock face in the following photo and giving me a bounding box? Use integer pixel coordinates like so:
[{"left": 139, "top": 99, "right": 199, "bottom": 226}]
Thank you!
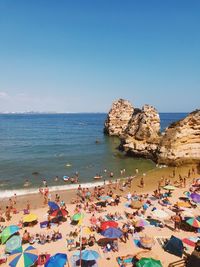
[
  {"left": 158, "top": 109, "right": 200, "bottom": 166},
  {"left": 121, "top": 104, "right": 161, "bottom": 160},
  {"left": 104, "top": 99, "right": 134, "bottom": 136}
]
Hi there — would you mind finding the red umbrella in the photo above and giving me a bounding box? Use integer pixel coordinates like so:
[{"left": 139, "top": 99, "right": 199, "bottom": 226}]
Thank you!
[
  {"left": 50, "top": 208, "right": 68, "bottom": 218},
  {"left": 100, "top": 221, "right": 118, "bottom": 231}
]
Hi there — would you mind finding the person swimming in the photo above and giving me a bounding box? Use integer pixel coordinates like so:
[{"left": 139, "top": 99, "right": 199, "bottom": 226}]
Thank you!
[{"left": 24, "top": 179, "right": 30, "bottom": 187}]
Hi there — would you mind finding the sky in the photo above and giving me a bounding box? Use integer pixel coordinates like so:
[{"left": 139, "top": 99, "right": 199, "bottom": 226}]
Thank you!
[{"left": 0, "top": 0, "right": 200, "bottom": 113}]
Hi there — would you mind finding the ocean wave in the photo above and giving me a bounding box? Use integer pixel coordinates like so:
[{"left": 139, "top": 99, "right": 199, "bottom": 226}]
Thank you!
[{"left": 0, "top": 180, "right": 105, "bottom": 198}]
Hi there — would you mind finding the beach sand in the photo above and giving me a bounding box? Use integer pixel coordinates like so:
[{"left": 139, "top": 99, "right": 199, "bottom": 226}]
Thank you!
[{"left": 0, "top": 164, "right": 199, "bottom": 267}]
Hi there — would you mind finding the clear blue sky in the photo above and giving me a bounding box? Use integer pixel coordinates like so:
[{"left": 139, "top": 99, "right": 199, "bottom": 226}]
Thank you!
[{"left": 0, "top": 0, "right": 199, "bottom": 113}]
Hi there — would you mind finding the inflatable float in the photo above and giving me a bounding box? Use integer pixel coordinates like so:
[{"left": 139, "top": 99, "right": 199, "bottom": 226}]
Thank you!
[
  {"left": 93, "top": 175, "right": 102, "bottom": 180},
  {"left": 63, "top": 175, "right": 70, "bottom": 182}
]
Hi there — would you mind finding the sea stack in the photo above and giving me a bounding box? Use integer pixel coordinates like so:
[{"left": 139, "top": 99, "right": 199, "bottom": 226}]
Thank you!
[
  {"left": 104, "top": 99, "right": 134, "bottom": 136},
  {"left": 158, "top": 109, "right": 200, "bottom": 166},
  {"left": 121, "top": 104, "right": 161, "bottom": 160},
  {"left": 104, "top": 99, "right": 200, "bottom": 166}
]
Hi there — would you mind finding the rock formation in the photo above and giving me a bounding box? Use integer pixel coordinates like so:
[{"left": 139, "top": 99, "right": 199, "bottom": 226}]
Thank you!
[
  {"left": 158, "top": 109, "right": 200, "bottom": 166},
  {"left": 121, "top": 104, "right": 161, "bottom": 160},
  {"left": 104, "top": 99, "right": 134, "bottom": 136},
  {"left": 104, "top": 99, "right": 200, "bottom": 166}
]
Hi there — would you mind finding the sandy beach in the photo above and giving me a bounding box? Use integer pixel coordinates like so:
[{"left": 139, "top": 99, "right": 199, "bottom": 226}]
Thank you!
[{"left": 0, "top": 164, "right": 199, "bottom": 267}]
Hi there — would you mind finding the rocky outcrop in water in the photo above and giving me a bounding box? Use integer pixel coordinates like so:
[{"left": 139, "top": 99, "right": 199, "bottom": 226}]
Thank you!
[
  {"left": 104, "top": 99, "right": 134, "bottom": 136},
  {"left": 158, "top": 109, "right": 200, "bottom": 166},
  {"left": 121, "top": 104, "right": 161, "bottom": 160},
  {"left": 105, "top": 99, "right": 200, "bottom": 166}
]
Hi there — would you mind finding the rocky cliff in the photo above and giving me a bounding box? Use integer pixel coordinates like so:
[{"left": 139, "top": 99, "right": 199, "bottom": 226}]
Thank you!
[
  {"left": 121, "top": 104, "right": 161, "bottom": 160},
  {"left": 104, "top": 99, "right": 200, "bottom": 166},
  {"left": 104, "top": 99, "right": 134, "bottom": 136},
  {"left": 158, "top": 109, "right": 200, "bottom": 166}
]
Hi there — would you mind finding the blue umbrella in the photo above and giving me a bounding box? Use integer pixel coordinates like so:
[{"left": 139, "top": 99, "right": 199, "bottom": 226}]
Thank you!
[
  {"left": 45, "top": 253, "right": 67, "bottom": 267},
  {"left": 73, "top": 250, "right": 100, "bottom": 261},
  {"left": 48, "top": 201, "right": 59, "bottom": 210},
  {"left": 6, "top": 235, "right": 22, "bottom": 253},
  {"left": 101, "top": 227, "right": 123, "bottom": 238}
]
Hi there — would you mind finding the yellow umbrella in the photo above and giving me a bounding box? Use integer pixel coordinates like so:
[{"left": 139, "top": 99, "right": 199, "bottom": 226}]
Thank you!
[
  {"left": 83, "top": 227, "right": 93, "bottom": 235},
  {"left": 176, "top": 202, "right": 191, "bottom": 208},
  {"left": 23, "top": 214, "right": 38, "bottom": 223}
]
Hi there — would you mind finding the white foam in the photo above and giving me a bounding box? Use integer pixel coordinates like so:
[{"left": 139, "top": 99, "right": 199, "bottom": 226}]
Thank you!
[{"left": 0, "top": 180, "right": 106, "bottom": 198}]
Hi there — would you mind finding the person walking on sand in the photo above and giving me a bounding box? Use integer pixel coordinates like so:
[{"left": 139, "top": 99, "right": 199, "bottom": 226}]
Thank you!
[
  {"left": 140, "top": 177, "right": 144, "bottom": 188},
  {"left": 172, "top": 213, "right": 182, "bottom": 232}
]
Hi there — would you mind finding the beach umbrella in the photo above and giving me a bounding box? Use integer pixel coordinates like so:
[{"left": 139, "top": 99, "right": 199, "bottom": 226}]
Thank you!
[
  {"left": 9, "top": 246, "right": 38, "bottom": 267},
  {"left": 135, "top": 219, "right": 150, "bottom": 228},
  {"left": 140, "top": 236, "right": 155, "bottom": 249},
  {"left": 82, "top": 227, "right": 93, "bottom": 235},
  {"left": 100, "top": 221, "right": 118, "bottom": 231},
  {"left": 164, "top": 236, "right": 184, "bottom": 257},
  {"left": 48, "top": 201, "right": 59, "bottom": 210},
  {"left": 176, "top": 201, "right": 191, "bottom": 208},
  {"left": 50, "top": 208, "right": 68, "bottom": 218},
  {"left": 163, "top": 185, "right": 177, "bottom": 190},
  {"left": 136, "top": 257, "right": 162, "bottom": 267},
  {"left": 45, "top": 253, "right": 67, "bottom": 267},
  {"left": 151, "top": 209, "right": 169, "bottom": 219},
  {"left": 101, "top": 227, "right": 123, "bottom": 238},
  {"left": 190, "top": 193, "right": 200, "bottom": 203},
  {"left": 73, "top": 250, "right": 100, "bottom": 261},
  {"left": 6, "top": 235, "right": 22, "bottom": 253},
  {"left": 1, "top": 225, "right": 20, "bottom": 244},
  {"left": 182, "top": 237, "right": 200, "bottom": 247},
  {"left": 72, "top": 213, "right": 84, "bottom": 221},
  {"left": 23, "top": 213, "right": 37, "bottom": 223},
  {"left": 131, "top": 201, "right": 143, "bottom": 209},
  {"left": 186, "top": 218, "right": 200, "bottom": 228}
]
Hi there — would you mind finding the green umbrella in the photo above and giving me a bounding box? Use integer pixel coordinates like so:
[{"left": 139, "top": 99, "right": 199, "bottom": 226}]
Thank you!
[
  {"left": 1, "top": 225, "right": 20, "bottom": 244},
  {"left": 72, "top": 213, "right": 84, "bottom": 221},
  {"left": 136, "top": 257, "right": 163, "bottom": 267},
  {"left": 163, "top": 185, "right": 177, "bottom": 190},
  {"left": 6, "top": 235, "right": 22, "bottom": 253}
]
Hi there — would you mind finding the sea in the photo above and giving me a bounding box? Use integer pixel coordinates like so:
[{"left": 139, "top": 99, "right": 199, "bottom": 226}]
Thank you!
[{"left": 0, "top": 113, "right": 187, "bottom": 197}]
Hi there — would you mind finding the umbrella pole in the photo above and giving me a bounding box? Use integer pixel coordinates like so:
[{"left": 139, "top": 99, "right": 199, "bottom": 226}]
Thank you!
[{"left": 79, "top": 215, "right": 83, "bottom": 267}]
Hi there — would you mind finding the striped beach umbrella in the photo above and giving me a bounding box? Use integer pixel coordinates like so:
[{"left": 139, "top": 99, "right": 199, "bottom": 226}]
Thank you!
[
  {"left": 50, "top": 208, "right": 68, "bottom": 218},
  {"left": 1, "top": 225, "right": 20, "bottom": 244},
  {"left": 9, "top": 246, "right": 38, "bottom": 267},
  {"left": 186, "top": 218, "right": 200, "bottom": 228}
]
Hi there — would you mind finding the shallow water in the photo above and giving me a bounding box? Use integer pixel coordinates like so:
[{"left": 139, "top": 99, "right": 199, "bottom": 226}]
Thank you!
[{"left": 0, "top": 113, "right": 187, "bottom": 196}]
